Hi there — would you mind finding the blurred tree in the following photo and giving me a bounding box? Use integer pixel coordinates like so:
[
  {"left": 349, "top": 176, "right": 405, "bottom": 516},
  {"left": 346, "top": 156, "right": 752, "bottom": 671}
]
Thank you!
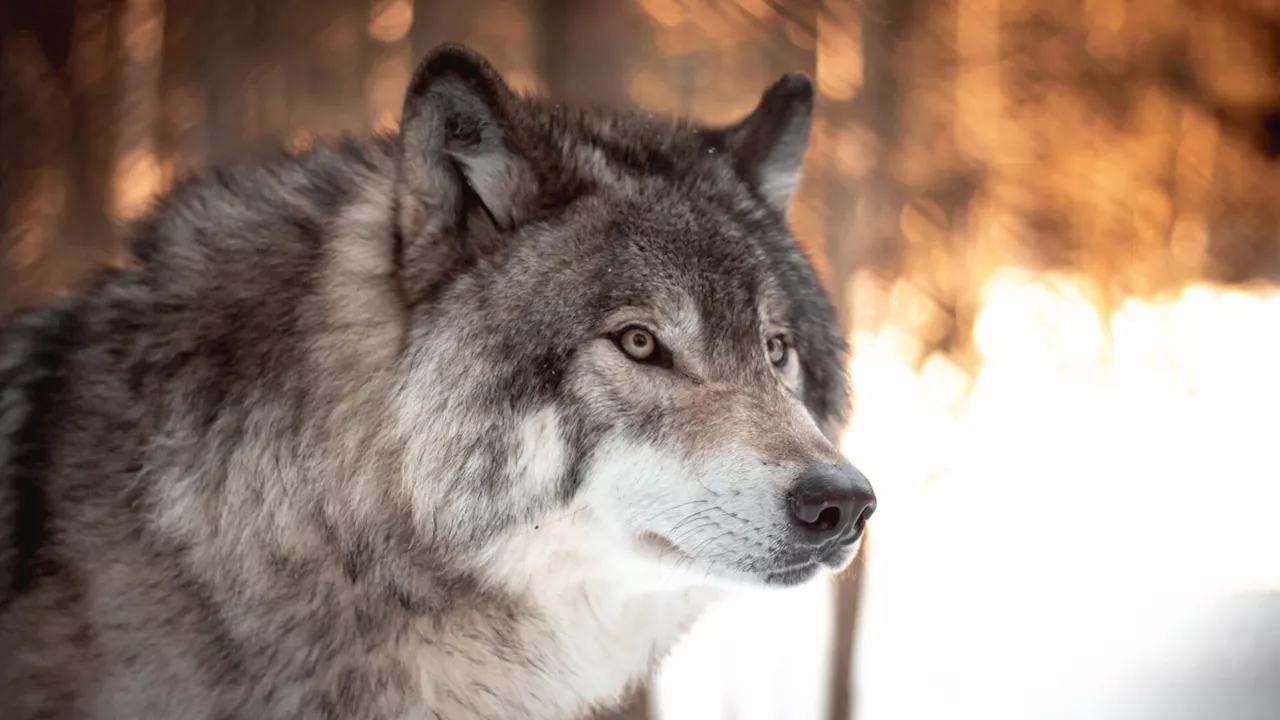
[
  {"left": 0, "top": 0, "right": 123, "bottom": 317},
  {"left": 816, "top": 3, "right": 922, "bottom": 716},
  {"left": 538, "top": 0, "right": 646, "bottom": 107}
]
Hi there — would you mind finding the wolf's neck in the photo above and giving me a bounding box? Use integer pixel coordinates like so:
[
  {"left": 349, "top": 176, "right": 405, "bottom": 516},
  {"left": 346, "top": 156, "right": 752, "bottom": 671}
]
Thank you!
[
  {"left": 409, "top": 503, "right": 722, "bottom": 719},
  {"left": 413, "top": 580, "right": 710, "bottom": 719}
]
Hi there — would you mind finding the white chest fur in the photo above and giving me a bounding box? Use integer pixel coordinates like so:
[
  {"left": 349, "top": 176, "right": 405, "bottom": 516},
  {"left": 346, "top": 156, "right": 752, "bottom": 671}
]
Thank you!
[{"left": 409, "top": 506, "right": 722, "bottom": 720}]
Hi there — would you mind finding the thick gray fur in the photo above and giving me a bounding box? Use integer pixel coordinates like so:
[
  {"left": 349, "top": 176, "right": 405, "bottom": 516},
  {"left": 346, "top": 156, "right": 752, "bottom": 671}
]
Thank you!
[{"left": 0, "top": 44, "right": 868, "bottom": 720}]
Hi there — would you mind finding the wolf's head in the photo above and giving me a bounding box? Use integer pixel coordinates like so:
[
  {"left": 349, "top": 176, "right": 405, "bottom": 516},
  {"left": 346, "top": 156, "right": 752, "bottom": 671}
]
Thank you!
[{"left": 393, "top": 45, "right": 874, "bottom": 591}]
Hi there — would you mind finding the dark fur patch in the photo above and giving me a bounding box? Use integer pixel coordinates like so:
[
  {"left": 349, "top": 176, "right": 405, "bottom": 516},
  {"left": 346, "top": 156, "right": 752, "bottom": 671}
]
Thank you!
[{"left": 6, "top": 305, "right": 82, "bottom": 600}]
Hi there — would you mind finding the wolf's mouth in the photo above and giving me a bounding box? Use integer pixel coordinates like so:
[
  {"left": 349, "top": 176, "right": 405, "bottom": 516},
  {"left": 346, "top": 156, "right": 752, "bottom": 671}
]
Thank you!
[
  {"left": 633, "top": 532, "right": 856, "bottom": 586},
  {"left": 637, "top": 532, "right": 694, "bottom": 564}
]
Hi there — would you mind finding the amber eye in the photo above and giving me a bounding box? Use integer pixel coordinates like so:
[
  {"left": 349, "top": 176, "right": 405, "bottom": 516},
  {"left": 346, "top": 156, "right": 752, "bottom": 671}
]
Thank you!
[
  {"left": 766, "top": 335, "right": 789, "bottom": 367},
  {"left": 619, "top": 327, "right": 657, "bottom": 361}
]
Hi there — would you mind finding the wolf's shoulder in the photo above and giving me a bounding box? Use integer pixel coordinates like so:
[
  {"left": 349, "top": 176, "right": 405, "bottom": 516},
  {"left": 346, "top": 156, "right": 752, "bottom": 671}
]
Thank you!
[{"left": 124, "top": 135, "right": 398, "bottom": 273}]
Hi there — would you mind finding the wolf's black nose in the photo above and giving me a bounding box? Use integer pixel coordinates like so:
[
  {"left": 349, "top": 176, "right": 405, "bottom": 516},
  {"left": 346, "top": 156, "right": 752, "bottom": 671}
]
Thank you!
[{"left": 787, "top": 464, "right": 876, "bottom": 544}]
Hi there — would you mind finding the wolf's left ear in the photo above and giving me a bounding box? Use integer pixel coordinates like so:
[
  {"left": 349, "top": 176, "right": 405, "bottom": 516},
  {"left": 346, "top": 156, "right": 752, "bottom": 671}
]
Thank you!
[
  {"left": 719, "top": 73, "right": 815, "bottom": 217},
  {"left": 397, "top": 44, "right": 537, "bottom": 239}
]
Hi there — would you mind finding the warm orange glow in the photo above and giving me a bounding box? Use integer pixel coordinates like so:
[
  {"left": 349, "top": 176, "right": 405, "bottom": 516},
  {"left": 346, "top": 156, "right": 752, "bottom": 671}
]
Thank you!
[
  {"left": 815, "top": 5, "right": 862, "bottom": 101},
  {"left": 122, "top": 15, "right": 162, "bottom": 63},
  {"left": 630, "top": 70, "right": 678, "bottom": 112},
  {"left": 954, "top": 0, "right": 1002, "bottom": 161},
  {"left": 112, "top": 149, "right": 162, "bottom": 220},
  {"left": 849, "top": 269, "right": 1280, "bottom": 719},
  {"left": 503, "top": 68, "right": 546, "bottom": 96},
  {"left": 366, "top": 53, "right": 411, "bottom": 132},
  {"left": 368, "top": 0, "right": 414, "bottom": 44},
  {"left": 639, "top": 0, "right": 688, "bottom": 29},
  {"left": 737, "top": 0, "right": 772, "bottom": 21},
  {"left": 112, "top": 0, "right": 165, "bottom": 224},
  {"left": 288, "top": 130, "right": 314, "bottom": 154}
]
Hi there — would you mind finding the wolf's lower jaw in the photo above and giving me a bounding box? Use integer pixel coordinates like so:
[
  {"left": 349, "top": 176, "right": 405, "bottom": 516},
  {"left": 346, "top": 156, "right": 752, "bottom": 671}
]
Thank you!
[{"left": 632, "top": 532, "right": 839, "bottom": 590}]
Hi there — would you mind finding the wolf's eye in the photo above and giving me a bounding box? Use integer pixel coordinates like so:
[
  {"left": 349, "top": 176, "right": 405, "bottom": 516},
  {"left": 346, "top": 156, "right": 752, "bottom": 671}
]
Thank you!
[
  {"left": 618, "top": 327, "right": 657, "bottom": 361},
  {"left": 766, "top": 335, "right": 789, "bottom": 367}
]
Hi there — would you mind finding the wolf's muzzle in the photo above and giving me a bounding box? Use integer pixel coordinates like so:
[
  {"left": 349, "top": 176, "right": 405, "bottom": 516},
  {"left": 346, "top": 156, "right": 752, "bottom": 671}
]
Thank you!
[{"left": 786, "top": 463, "right": 876, "bottom": 547}]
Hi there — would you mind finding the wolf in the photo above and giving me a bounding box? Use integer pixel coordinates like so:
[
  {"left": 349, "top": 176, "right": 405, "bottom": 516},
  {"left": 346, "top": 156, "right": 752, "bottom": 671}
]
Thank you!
[{"left": 0, "top": 43, "right": 875, "bottom": 719}]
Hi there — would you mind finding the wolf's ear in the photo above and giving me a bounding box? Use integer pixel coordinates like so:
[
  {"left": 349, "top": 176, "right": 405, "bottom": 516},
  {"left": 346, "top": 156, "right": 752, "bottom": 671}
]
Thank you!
[
  {"left": 397, "top": 44, "right": 537, "bottom": 240},
  {"left": 719, "top": 73, "right": 814, "bottom": 217}
]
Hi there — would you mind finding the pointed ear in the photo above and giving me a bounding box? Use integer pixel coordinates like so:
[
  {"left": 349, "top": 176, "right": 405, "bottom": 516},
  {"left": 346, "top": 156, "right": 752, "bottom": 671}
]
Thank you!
[
  {"left": 720, "top": 73, "right": 815, "bottom": 216},
  {"left": 396, "top": 44, "right": 537, "bottom": 242}
]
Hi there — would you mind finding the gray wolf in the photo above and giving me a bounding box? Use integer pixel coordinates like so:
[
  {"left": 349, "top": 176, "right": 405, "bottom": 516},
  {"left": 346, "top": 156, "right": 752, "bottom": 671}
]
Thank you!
[{"left": 0, "top": 43, "right": 876, "bottom": 719}]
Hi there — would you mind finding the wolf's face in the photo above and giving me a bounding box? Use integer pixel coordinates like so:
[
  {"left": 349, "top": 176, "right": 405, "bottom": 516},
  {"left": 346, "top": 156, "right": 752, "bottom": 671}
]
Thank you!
[
  {"left": 549, "top": 182, "right": 876, "bottom": 588},
  {"left": 394, "top": 46, "right": 873, "bottom": 591}
]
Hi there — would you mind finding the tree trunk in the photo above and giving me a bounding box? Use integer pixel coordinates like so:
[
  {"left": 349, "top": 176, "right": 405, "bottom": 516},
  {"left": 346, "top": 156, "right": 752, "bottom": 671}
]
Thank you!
[{"left": 822, "top": 0, "right": 922, "bottom": 718}]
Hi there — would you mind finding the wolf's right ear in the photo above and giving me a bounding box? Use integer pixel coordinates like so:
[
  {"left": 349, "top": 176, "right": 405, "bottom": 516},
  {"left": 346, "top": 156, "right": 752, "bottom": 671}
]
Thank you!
[
  {"left": 717, "top": 73, "right": 814, "bottom": 218},
  {"left": 396, "top": 45, "right": 537, "bottom": 265}
]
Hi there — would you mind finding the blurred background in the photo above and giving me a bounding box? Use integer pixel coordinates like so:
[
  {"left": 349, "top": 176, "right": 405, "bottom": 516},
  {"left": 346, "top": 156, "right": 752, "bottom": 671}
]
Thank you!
[{"left": 2, "top": 1, "right": 1279, "bottom": 718}]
